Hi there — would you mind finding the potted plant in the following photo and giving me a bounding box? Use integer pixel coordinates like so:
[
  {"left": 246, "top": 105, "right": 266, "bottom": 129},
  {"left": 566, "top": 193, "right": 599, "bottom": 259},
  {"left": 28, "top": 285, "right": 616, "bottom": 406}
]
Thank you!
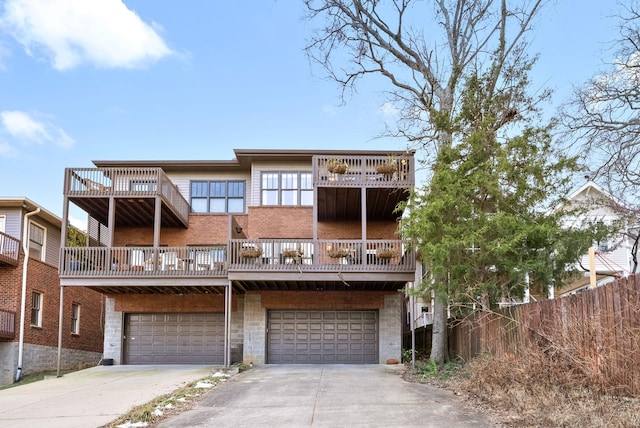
[
  {"left": 376, "top": 247, "right": 399, "bottom": 259},
  {"left": 240, "top": 247, "right": 263, "bottom": 258},
  {"left": 282, "top": 248, "right": 303, "bottom": 258},
  {"left": 327, "top": 158, "right": 348, "bottom": 174},
  {"left": 327, "top": 247, "right": 351, "bottom": 258},
  {"left": 376, "top": 155, "right": 398, "bottom": 175}
]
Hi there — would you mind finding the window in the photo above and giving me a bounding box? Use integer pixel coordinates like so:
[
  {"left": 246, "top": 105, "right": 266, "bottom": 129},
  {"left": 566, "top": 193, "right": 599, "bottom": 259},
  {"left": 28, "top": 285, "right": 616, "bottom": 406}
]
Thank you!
[
  {"left": 261, "top": 172, "right": 313, "bottom": 206},
  {"left": 191, "top": 181, "right": 245, "bottom": 213},
  {"left": 71, "top": 303, "right": 80, "bottom": 334},
  {"left": 31, "top": 291, "right": 42, "bottom": 327},
  {"left": 29, "top": 221, "right": 46, "bottom": 261}
]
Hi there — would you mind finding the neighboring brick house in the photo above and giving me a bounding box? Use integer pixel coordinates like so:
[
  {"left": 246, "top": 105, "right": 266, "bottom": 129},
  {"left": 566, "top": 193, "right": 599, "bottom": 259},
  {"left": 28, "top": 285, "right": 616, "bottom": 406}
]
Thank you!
[
  {"left": 59, "top": 149, "right": 416, "bottom": 365},
  {"left": 0, "top": 198, "right": 104, "bottom": 386}
]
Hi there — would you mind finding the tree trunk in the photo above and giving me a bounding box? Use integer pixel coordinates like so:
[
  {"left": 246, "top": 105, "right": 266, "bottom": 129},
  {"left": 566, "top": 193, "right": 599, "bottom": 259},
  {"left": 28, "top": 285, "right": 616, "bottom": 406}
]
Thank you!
[{"left": 429, "top": 296, "right": 448, "bottom": 365}]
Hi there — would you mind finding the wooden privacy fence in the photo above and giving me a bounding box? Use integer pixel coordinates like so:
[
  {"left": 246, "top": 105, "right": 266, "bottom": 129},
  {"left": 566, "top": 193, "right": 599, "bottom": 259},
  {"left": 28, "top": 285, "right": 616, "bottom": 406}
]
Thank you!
[{"left": 450, "top": 274, "right": 640, "bottom": 396}]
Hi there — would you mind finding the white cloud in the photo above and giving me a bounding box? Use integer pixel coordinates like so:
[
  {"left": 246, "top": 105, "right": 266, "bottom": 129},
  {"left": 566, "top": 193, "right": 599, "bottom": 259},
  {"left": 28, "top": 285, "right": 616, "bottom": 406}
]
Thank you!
[
  {"left": 0, "top": 0, "right": 173, "bottom": 70},
  {"left": 68, "top": 213, "right": 87, "bottom": 232},
  {"left": 0, "top": 40, "right": 10, "bottom": 70},
  {"left": 322, "top": 104, "right": 337, "bottom": 117},
  {"left": 379, "top": 102, "right": 399, "bottom": 117},
  {"left": 0, "top": 110, "right": 75, "bottom": 148},
  {"left": 0, "top": 140, "right": 19, "bottom": 156}
]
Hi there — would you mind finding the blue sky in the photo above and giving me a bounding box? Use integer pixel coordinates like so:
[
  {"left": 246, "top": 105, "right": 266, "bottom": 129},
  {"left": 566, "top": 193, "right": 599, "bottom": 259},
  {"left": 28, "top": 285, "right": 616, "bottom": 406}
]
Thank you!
[{"left": 0, "top": 0, "right": 621, "bottom": 226}]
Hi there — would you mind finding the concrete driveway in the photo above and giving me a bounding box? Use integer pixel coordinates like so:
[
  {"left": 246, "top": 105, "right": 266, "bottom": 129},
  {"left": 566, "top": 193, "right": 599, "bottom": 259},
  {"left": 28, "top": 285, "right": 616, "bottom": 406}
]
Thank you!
[
  {"left": 0, "top": 364, "right": 212, "bottom": 428},
  {"left": 157, "top": 365, "right": 496, "bottom": 428}
]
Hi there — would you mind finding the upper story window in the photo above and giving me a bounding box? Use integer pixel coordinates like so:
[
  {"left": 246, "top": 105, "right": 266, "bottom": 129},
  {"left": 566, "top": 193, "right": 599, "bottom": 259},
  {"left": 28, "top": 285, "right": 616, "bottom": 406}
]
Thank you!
[
  {"left": 262, "top": 172, "right": 313, "bottom": 206},
  {"left": 29, "top": 221, "right": 46, "bottom": 261},
  {"left": 191, "top": 181, "right": 245, "bottom": 213}
]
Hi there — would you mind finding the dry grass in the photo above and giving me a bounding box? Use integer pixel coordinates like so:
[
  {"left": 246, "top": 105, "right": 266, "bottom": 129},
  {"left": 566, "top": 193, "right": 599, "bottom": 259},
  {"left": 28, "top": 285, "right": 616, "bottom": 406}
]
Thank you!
[
  {"left": 449, "top": 352, "right": 640, "bottom": 428},
  {"left": 408, "top": 308, "right": 640, "bottom": 428}
]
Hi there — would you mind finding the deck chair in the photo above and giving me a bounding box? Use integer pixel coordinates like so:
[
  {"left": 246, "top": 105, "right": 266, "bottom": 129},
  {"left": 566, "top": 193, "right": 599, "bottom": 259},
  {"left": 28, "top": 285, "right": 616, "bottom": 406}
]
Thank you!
[
  {"left": 161, "top": 252, "right": 179, "bottom": 270},
  {"left": 195, "top": 251, "right": 212, "bottom": 270}
]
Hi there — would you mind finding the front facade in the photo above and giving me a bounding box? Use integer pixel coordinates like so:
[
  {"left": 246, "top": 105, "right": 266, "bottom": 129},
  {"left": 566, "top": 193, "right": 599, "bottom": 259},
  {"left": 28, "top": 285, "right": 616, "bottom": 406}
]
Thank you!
[
  {"left": 0, "top": 198, "right": 103, "bottom": 386},
  {"left": 59, "top": 150, "right": 416, "bottom": 365}
]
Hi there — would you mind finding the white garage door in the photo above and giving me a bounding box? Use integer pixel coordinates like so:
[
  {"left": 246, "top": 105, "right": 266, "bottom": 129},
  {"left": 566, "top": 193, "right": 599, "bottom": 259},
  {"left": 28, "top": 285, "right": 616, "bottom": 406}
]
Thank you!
[
  {"left": 267, "top": 310, "right": 378, "bottom": 364},
  {"left": 124, "top": 313, "right": 224, "bottom": 364}
]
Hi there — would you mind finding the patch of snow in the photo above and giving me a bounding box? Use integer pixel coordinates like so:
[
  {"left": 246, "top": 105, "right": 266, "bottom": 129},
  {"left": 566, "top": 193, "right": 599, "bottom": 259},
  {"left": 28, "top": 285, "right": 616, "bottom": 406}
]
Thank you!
[
  {"left": 195, "top": 381, "right": 214, "bottom": 388},
  {"left": 115, "top": 422, "right": 148, "bottom": 428},
  {"left": 153, "top": 409, "right": 163, "bottom": 417}
]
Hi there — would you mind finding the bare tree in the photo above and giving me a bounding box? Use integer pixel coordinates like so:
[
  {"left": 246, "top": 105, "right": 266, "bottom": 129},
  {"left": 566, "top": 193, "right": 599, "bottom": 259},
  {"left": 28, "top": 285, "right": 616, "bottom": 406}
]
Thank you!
[
  {"left": 305, "top": 0, "right": 546, "bottom": 364},
  {"left": 563, "top": 1, "right": 640, "bottom": 274}
]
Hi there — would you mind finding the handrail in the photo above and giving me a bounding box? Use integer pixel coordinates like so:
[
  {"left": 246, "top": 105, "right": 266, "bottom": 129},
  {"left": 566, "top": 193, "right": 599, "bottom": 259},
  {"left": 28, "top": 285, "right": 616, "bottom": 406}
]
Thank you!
[
  {"left": 0, "top": 231, "right": 20, "bottom": 266},
  {"left": 313, "top": 154, "right": 414, "bottom": 187},
  {"left": 59, "top": 239, "right": 415, "bottom": 277},
  {"left": 0, "top": 309, "right": 16, "bottom": 338},
  {"left": 64, "top": 167, "right": 190, "bottom": 223}
]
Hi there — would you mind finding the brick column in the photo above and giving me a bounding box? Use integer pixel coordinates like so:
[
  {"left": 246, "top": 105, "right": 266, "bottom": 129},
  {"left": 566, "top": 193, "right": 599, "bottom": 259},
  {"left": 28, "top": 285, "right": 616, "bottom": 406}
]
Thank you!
[
  {"left": 103, "top": 297, "right": 123, "bottom": 364},
  {"left": 379, "top": 294, "right": 402, "bottom": 363},
  {"left": 242, "top": 294, "right": 265, "bottom": 365}
]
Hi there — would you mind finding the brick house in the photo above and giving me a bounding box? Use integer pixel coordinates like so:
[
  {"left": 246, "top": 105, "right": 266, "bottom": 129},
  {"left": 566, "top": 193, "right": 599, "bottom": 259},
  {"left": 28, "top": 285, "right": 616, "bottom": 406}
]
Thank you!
[
  {"left": 0, "top": 198, "right": 103, "bottom": 386},
  {"left": 59, "top": 149, "right": 416, "bottom": 365}
]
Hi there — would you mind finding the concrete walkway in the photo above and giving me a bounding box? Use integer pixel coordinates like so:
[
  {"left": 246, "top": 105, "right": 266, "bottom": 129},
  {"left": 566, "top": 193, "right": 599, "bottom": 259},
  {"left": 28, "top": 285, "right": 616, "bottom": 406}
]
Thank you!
[
  {"left": 157, "top": 365, "right": 496, "bottom": 428},
  {"left": 0, "top": 365, "right": 212, "bottom": 428}
]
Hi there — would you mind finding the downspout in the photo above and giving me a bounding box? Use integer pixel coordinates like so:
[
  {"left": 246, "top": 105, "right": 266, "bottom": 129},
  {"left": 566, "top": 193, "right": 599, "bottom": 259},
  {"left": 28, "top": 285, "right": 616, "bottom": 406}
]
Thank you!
[{"left": 16, "top": 206, "right": 41, "bottom": 382}]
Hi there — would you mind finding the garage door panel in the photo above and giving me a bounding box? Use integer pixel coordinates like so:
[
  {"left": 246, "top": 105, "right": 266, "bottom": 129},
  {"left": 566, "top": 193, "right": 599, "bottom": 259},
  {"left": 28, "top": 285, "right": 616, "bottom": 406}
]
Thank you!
[
  {"left": 124, "top": 313, "right": 224, "bottom": 365},
  {"left": 268, "top": 310, "right": 378, "bottom": 364}
]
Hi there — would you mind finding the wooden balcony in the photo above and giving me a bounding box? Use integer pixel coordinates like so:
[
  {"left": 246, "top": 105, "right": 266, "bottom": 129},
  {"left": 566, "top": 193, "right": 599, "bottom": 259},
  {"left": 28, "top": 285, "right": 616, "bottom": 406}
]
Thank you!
[
  {"left": 60, "top": 246, "right": 228, "bottom": 278},
  {"left": 60, "top": 239, "right": 416, "bottom": 292},
  {"left": 63, "top": 167, "right": 190, "bottom": 228},
  {"left": 0, "top": 309, "right": 16, "bottom": 339},
  {"left": 313, "top": 154, "right": 414, "bottom": 188},
  {"left": 313, "top": 154, "right": 414, "bottom": 222},
  {"left": 0, "top": 231, "right": 20, "bottom": 266},
  {"left": 229, "top": 239, "right": 414, "bottom": 271}
]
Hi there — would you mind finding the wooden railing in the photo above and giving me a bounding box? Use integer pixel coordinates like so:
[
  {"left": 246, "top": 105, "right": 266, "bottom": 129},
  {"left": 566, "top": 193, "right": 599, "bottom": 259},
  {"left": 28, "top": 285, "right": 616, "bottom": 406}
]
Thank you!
[
  {"left": 60, "top": 239, "right": 415, "bottom": 277},
  {"left": 229, "top": 239, "right": 415, "bottom": 272},
  {"left": 313, "top": 154, "right": 414, "bottom": 188},
  {"left": 64, "top": 167, "right": 190, "bottom": 224},
  {"left": 60, "top": 246, "right": 228, "bottom": 277},
  {"left": 0, "top": 309, "right": 16, "bottom": 339},
  {"left": 0, "top": 231, "right": 20, "bottom": 266}
]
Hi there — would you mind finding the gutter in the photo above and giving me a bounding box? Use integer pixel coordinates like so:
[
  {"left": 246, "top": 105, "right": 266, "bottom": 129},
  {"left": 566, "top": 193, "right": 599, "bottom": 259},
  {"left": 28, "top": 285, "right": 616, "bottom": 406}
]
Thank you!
[{"left": 16, "top": 206, "right": 40, "bottom": 382}]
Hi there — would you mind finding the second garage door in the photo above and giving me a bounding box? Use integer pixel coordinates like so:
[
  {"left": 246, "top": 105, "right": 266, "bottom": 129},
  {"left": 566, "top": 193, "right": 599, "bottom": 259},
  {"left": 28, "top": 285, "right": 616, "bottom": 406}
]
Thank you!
[
  {"left": 124, "top": 313, "right": 224, "bottom": 364},
  {"left": 267, "top": 310, "right": 378, "bottom": 364}
]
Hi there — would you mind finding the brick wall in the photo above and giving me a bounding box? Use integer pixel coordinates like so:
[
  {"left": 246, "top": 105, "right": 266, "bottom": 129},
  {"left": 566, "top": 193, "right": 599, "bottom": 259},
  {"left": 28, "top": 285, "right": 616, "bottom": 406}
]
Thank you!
[
  {"left": 0, "top": 254, "right": 104, "bottom": 385},
  {"left": 0, "top": 255, "right": 103, "bottom": 353},
  {"left": 113, "top": 293, "right": 236, "bottom": 312},
  {"left": 113, "top": 214, "right": 230, "bottom": 246},
  {"left": 246, "top": 206, "right": 313, "bottom": 239},
  {"left": 258, "top": 290, "right": 390, "bottom": 309},
  {"left": 111, "top": 209, "right": 399, "bottom": 245},
  {"left": 317, "top": 220, "right": 399, "bottom": 239}
]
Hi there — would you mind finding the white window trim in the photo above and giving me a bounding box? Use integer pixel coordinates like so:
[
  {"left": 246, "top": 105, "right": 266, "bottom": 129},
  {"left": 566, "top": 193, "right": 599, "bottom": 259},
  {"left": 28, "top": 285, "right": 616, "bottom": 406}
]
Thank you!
[
  {"left": 28, "top": 219, "right": 47, "bottom": 262},
  {"left": 261, "top": 171, "right": 313, "bottom": 206},
  {"left": 71, "top": 303, "right": 80, "bottom": 334},
  {"left": 31, "top": 291, "right": 43, "bottom": 327}
]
